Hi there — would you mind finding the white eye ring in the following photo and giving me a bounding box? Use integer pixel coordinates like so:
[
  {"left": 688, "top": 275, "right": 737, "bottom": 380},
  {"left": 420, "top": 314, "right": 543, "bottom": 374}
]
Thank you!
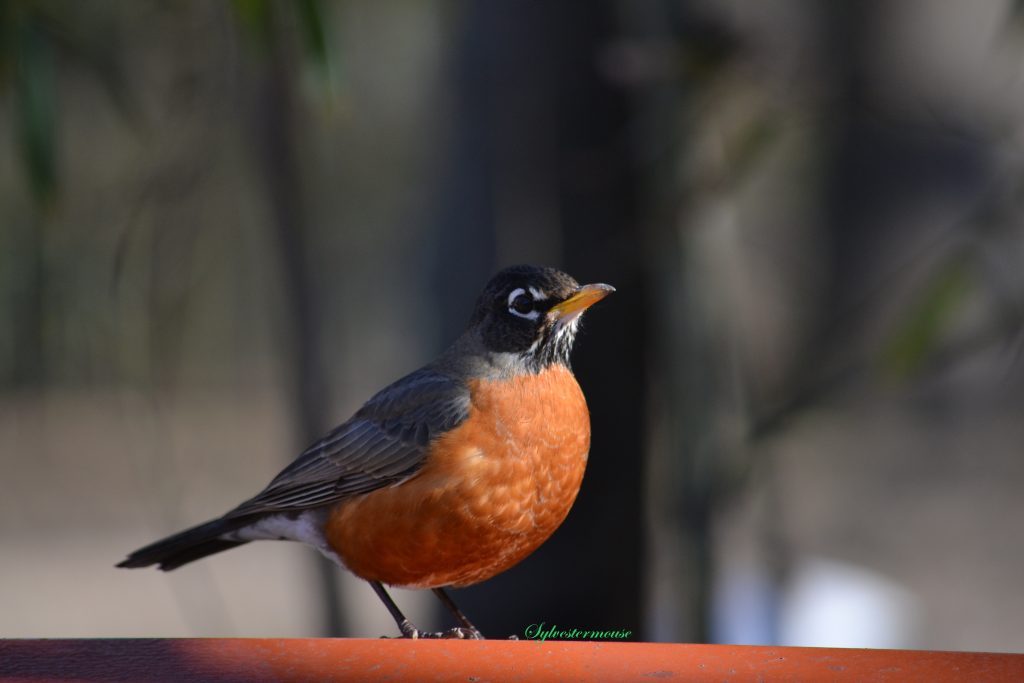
[{"left": 507, "top": 287, "right": 540, "bottom": 320}]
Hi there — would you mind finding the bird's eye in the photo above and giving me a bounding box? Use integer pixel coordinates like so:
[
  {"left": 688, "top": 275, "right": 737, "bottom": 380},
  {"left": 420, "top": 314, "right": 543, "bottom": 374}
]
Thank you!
[
  {"left": 506, "top": 287, "right": 540, "bottom": 320},
  {"left": 512, "top": 294, "right": 533, "bottom": 314}
]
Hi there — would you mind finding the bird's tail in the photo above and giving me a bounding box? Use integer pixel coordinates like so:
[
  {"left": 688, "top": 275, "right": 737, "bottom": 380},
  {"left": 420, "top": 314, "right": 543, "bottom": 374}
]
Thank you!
[{"left": 117, "top": 516, "right": 255, "bottom": 571}]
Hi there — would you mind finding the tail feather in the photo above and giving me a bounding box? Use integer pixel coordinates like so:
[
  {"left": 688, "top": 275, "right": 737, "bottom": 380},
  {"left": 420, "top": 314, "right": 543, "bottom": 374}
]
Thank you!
[{"left": 117, "top": 516, "right": 255, "bottom": 571}]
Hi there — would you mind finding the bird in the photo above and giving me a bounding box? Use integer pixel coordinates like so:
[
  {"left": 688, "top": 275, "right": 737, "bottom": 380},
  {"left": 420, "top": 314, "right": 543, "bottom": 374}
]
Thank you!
[{"left": 117, "top": 264, "right": 614, "bottom": 639}]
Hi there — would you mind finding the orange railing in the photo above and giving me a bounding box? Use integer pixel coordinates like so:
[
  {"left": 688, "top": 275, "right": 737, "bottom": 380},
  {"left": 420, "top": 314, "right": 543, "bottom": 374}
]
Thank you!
[{"left": 1, "top": 639, "right": 1022, "bottom": 682}]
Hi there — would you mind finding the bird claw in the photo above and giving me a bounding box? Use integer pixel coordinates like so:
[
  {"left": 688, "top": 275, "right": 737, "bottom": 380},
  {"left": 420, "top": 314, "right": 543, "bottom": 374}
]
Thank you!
[
  {"left": 417, "top": 626, "right": 484, "bottom": 640},
  {"left": 446, "top": 627, "right": 484, "bottom": 640},
  {"left": 392, "top": 622, "right": 483, "bottom": 639}
]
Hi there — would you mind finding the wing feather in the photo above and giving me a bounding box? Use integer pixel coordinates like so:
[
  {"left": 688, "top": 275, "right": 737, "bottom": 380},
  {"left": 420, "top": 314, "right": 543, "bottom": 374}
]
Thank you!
[{"left": 224, "top": 368, "right": 469, "bottom": 518}]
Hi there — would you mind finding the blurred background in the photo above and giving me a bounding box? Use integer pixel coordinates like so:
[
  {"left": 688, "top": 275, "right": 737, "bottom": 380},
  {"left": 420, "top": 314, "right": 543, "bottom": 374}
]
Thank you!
[{"left": 1, "top": 0, "right": 1023, "bottom": 652}]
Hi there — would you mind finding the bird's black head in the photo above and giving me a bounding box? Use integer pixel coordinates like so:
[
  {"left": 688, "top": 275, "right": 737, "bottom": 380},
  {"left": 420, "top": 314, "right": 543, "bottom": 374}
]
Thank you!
[{"left": 466, "top": 265, "right": 614, "bottom": 372}]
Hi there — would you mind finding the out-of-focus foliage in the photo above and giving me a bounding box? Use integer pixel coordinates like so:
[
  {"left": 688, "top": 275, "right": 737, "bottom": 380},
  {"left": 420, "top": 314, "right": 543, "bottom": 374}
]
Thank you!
[
  {"left": 1, "top": 1, "right": 130, "bottom": 204},
  {"left": 881, "top": 258, "right": 971, "bottom": 378},
  {"left": 232, "top": 0, "right": 331, "bottom": 69}
]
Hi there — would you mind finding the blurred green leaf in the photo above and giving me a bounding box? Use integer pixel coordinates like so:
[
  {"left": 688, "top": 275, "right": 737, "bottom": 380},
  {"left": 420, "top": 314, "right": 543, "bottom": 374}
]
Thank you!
[
  {"left": 0, "top": 1, "right": 11, "bottom": 84},
  {"left": 13, "top": 14, "right": 57, "bottom": 204},
  {"left": 295, "top": 0, "right": 328, "bottom": 72},
  {"left": 1, "top": 3, "right": 131, "bottom": 205},
  {"left": 295, "top": 0, "right": 341, "bottom": 104},
  {"left": 881, "top": 259, "right": 971, "bottom": 378},
  {"left": 230, "top": 0, "right": 339, "bottom": 103},
  {"left": 231, "top": 0, "right": 273, "bottom": 47}
]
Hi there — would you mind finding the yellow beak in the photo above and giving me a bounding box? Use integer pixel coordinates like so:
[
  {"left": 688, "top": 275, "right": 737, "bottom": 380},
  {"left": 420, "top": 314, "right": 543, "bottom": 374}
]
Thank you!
[{"left": 549, "top": 283, "right": 615, "bottom": 320}]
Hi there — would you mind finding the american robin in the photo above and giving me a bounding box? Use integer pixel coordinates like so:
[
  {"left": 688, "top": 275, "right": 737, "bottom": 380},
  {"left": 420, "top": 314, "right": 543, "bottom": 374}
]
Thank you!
[{"left": 118, "top": 265, "right": 613, "bottom": 639}]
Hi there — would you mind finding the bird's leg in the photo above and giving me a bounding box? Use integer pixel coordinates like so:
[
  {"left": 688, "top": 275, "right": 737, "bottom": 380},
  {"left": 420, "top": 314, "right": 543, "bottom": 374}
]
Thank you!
[
  {"left": 432, "top": 587, "right": 484, "bottom": 639},
  {"left": 370, "top": 581, "right": 420, "bottom": 638},
  {"left": 369, "top": 581, "right": 480, "bottom": 639}
]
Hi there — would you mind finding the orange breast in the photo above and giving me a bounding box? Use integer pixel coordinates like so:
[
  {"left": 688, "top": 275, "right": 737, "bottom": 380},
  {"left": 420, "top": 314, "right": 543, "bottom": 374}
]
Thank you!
[{"left": 324, "top": 365, "right": 590, "bottom": 588}]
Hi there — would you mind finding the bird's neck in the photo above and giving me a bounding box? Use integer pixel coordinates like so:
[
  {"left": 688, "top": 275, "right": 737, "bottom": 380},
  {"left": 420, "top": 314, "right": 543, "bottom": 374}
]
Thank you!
[{"left": 435, "top": 329, "right": 572, "bottom": 381}]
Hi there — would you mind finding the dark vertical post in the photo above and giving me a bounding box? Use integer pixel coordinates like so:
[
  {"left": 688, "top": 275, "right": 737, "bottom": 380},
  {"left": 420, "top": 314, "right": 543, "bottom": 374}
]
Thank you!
[{"left": 432, "top": 0, "right": 646, "bottom": 638}]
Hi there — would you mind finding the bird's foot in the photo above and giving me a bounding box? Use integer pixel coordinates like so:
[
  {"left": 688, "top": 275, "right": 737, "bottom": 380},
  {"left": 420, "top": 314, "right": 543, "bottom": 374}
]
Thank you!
[
  {"left": 392, "top": 619, "right": 483, "bottom": 640},
  {"left": 434, "top": 627, "right": 484, "bottom": 640}
]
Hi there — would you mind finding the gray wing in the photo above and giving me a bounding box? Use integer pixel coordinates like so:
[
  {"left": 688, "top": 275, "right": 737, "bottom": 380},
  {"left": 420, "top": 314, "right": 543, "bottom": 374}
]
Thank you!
[{"left": 225, "top": 368, "right": 470, "bottom": 518}]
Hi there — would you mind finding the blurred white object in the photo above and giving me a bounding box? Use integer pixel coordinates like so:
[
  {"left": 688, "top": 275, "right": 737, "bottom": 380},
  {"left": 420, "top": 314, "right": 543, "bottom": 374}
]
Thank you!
[
  {"left": 713, "top": 556, "right": 921, "bottom": 648},
  {"left": 779, "top": 557, "right": 921, "bottom": 649}
]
